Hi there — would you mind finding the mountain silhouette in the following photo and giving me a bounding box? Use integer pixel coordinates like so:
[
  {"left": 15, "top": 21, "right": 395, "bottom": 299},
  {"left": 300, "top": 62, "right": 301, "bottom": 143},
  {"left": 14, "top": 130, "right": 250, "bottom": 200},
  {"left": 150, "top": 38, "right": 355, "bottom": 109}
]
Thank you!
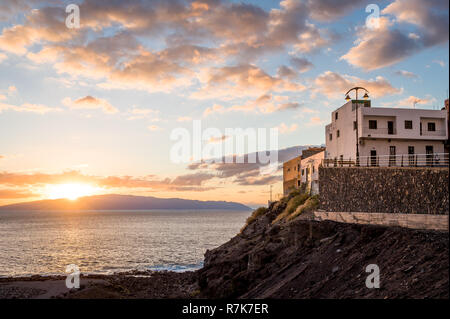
[{"left": 0, "top": 194, "right": 251, "bottom": 211}]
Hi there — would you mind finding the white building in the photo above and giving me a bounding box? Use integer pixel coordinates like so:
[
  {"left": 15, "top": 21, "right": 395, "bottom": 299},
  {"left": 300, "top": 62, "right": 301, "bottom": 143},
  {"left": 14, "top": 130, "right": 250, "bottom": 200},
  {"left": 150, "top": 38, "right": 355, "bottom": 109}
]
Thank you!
[
  {"left": 325, "top": 100, "right": 448, "bottom": 166},
  {"left": 299, "top": 151, "right": 324, "bottom": 195}
]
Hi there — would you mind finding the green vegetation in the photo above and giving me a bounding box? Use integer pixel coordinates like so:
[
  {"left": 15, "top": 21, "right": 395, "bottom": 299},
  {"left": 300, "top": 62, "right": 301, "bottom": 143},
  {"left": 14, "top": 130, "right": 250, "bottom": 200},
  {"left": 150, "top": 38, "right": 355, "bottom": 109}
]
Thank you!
[
  {"left": 273, "top": 188, "right": 318, "bottom": 224},
  {"left": 286, "top": 195, "right": 319, "bottom": 221},
  {"left": 240, "top": 207, "right": 268, "bottom": 233}
]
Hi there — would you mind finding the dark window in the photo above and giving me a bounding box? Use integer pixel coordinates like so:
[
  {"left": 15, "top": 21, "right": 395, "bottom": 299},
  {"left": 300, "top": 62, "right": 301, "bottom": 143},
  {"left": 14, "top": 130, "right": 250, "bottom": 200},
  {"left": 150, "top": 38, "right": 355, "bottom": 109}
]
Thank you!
[
  {"left": 388, "top": 121, "right": 394, "bottom": 135},
  {"left": 312, "top": 166, "right": 315, "bottom": 173},
  {"left": 369, "top": 120, "right": 377, "bottom": 129},
  {"left": 428, "top": 122, "right": 436, "bottom": 131},
  {"left": 353, "top": 121, "right": 357, "bottom": 130},
  {"left": 405, "top": 120, "right": 413, "bottom": 129},
  {"left": 408, "top": 146, "right": 415, "bottom": 166},
  {"left": 337, "top": 130, "right": 340, "bottom": 138},
  {"left": 301, "top": 169, "right": 304, "bottom": 176},
  {"left": 389, "top": 146, "right": 396, "bottom": 166},
  {"left": 335, "top": 112, "right": 338, "bottom": 120},
  {"left": 329, "top": 133, "right": 332, "bottom": 141}
]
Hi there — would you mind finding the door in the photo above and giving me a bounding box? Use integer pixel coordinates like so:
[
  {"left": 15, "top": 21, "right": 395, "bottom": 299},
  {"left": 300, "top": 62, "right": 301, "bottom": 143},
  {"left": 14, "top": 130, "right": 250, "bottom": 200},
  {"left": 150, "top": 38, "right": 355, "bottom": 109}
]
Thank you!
[
  {"left": 389, "top": 146, "right": 396, "bottom": 166},
  {"left": 370, "top": 150, "right": 377, "bottom": 167},
  {"left": 388, "top": 121, "right": 394, "bottom": 135},
  {"left": 408, "top": 146, "right": 415, "bottom": 166},
  {"left": 426, "top": 145, "right": 433, "bottom": 166}
]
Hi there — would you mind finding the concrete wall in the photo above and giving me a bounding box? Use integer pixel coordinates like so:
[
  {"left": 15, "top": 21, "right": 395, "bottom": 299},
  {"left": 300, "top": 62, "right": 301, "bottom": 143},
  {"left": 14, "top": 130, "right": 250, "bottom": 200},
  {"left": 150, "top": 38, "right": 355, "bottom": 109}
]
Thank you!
[
  {"left": 319, "top": 167, "right": 449, "bottom": 215},
  {"left": 314, "top": 211, "right": 449, "bottom": 231}
]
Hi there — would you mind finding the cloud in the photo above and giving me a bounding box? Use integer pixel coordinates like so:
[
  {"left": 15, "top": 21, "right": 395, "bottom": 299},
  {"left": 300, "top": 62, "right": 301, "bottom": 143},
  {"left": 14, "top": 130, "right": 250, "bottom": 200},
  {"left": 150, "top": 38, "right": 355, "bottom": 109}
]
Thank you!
[
  {"left": 192, "top": 64, "right": 305, "bottom": 100},
  {"left": 62, "top": 96, "right": 118, "bottom": 114},
  {"left": 0, "top": 170, "right": 217, "bottom": 192},
  {"left": 394, "top": 70, "right": 419, "bottom": 79},
  {"left": 147, "top": 125, "right": 161, "bottom": 131},
  {"left": 127, "top": 107, "right": 160, "bottom": 121},
  {"left": 203, "top": 94, "right": 301, "bottom": 116},
  {"left": 433, "top": 60, "right": 446, "bottom": 67},
  {"left": 341, "top": 0, "right": 449, "bottom": 70},
  {"left": 177, "top": 116, "right": 192, "bottom": 122},
  {"left": 0, "top": 188, "right": 38, "bottom": 199},
  {"left": 313, "top": 71, "right": 402, "bottom": 98},
  {"left": 307, "top": 0, "right": 369, "bottom": 22},
  {"left": 290, "top": 56, "right": 314, "bottom": 73},
  {"left": 0, "top": 102, "right": 62, "bottom": 114},
  {"left": 277, "top": 122, "right": 298, "bottom": 134},
  {"left": 391, "top": 95, "right": 436, "bottom": 108},
  {"left": 0, "top": 52, "right": 7, "bottom": 63}
]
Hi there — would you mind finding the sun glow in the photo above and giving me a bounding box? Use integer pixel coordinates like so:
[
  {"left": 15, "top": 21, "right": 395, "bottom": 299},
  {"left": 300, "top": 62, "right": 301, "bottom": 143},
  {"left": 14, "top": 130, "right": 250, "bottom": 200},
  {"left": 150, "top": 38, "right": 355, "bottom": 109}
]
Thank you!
[{"left": 45, "top": 183, "right": 99, "bottom": 200}]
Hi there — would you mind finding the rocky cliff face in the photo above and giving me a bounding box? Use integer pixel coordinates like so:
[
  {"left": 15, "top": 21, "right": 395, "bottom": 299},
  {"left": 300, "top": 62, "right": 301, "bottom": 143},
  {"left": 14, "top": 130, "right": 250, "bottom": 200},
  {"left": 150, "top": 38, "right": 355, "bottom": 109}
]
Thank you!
[{"left": 198, "top": 198, "right": 449, "bottom": 299}]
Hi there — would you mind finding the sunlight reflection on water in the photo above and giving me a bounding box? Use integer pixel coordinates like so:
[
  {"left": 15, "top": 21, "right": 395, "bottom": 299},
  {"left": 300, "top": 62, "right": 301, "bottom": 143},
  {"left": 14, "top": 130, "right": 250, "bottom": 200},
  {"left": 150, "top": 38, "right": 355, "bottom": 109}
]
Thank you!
[{"left": 0, "top": 210, "right": 250, "bottom": 277}]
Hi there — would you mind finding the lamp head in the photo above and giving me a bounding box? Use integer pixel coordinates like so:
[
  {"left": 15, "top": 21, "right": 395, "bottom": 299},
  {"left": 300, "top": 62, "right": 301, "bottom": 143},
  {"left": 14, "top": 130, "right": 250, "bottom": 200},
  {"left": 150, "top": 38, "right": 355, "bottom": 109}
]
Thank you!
[
  {"left": 363, "top": 92, "right": 369, "bottom": 100},
  {"left": 345, "top": 94, "right": 351, "bottom": 101}
]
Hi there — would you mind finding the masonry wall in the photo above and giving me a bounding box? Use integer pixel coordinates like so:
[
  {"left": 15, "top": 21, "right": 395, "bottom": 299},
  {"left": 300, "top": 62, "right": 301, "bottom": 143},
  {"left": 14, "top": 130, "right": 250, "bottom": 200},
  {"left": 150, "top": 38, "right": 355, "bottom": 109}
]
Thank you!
[{"left": 319, "top": 167, "right": 449, "bottom": 215}]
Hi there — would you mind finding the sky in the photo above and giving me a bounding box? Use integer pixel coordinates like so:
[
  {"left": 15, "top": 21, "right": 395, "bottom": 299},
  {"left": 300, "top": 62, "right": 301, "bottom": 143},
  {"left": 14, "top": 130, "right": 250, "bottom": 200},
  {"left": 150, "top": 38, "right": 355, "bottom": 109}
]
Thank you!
[{"left": 0, "top": 0, "right": 449, "bottom": 207}]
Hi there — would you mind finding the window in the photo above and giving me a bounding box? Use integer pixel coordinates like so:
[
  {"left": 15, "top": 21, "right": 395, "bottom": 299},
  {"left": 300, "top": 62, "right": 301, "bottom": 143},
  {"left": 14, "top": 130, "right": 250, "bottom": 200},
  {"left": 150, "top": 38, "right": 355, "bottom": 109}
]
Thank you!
[
  {"left": 335, "top": 112, "right": 338, "bottom": 120},
  {"left": 428, "top": 122, "right": 436, "bottom": 131},
  {"left": 312, "top": 165, "right": 315, "bottom": 173},
  {"left": 298, "top": 180, "right": 301, "bottom": 187},
  {"left": 329, "top": 133, "right": 332, "bottom": 141},
  {"left": 405, "top": 120, "right": 413, "bottom": 129},
  {"left": 389, "top": 146, "right": 396, "bottom": 166},
  {"left": 301, "top": 169, "right": 304, "bottom": 176},
  {"left": 337, "top": 130, "right": 340, "bottom": 138},
  {"left": 353, "top": 121, "right": 357, "bottom": 130},
  {"left": 369, "top": 120, "right": 377, "bottom": 129}
]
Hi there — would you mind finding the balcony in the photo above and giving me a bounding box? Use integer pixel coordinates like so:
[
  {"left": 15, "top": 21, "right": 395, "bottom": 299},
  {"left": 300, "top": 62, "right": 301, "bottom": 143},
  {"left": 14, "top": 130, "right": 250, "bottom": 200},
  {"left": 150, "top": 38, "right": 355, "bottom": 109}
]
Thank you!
[
  {"left": 362, "top": 127, "right": 396, "bottom": 137},
  {"left": 420, "top": 129, "right": 447, "bottom": 137}
]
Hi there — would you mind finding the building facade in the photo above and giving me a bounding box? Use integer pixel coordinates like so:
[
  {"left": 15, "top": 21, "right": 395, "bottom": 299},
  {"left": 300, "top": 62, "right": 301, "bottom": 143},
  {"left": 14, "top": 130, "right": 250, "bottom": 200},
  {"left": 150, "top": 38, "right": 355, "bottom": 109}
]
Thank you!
[
  {"left": 282, "top": 155, "right": 301, "bottom": 196},
  {"left": 299, "top": 150, "right": 324, "bottom": 195},
  {"left": 282, "top": 147, "right": 325, "bottom": 195},
  {"left": 325, "top": 100, "right": 448, "bottom": 166}
]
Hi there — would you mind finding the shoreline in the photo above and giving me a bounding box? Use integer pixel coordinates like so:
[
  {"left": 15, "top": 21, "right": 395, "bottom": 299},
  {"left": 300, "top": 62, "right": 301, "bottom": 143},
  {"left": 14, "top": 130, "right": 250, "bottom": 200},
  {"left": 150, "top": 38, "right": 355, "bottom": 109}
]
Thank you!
[{"left": 0, "top": 270, "right": 198, "bottom": 299}]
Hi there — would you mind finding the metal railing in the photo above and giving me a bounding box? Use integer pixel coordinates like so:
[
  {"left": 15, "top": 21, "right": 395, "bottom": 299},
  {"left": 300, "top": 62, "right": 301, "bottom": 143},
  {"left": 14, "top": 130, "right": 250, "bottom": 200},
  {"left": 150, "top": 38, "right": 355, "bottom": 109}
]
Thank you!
[{"left": 322, "top": 153, "right": 449, "bottom": 168}]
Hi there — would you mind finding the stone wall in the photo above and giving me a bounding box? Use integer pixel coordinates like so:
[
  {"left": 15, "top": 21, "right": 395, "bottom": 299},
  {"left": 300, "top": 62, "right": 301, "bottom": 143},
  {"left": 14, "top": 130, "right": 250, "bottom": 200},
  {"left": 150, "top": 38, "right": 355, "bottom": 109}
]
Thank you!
[{"left": 319, "top": 167, "right": 449, "bottom": 215}]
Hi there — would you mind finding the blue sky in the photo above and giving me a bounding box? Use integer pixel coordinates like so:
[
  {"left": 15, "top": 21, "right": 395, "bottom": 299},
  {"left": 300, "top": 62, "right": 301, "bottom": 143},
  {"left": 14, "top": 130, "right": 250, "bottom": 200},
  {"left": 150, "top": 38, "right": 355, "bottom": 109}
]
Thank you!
[{"left": 0, "top": 0, "right": 448, "bottom": 206}]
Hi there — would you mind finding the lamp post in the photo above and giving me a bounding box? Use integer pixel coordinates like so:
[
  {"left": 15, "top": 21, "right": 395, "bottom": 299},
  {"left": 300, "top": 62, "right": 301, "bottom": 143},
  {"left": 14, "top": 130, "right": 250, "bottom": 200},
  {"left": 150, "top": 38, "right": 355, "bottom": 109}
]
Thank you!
[{"left": 345, "top": 87, "right": 369, "bottom": 166}]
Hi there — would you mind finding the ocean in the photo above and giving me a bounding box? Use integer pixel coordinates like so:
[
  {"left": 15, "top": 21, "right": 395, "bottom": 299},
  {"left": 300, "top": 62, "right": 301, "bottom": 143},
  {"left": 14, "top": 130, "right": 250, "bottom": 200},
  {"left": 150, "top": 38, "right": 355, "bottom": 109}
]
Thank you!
[{"left": 0, "top": 209, "right": 251, "bottom": 277}]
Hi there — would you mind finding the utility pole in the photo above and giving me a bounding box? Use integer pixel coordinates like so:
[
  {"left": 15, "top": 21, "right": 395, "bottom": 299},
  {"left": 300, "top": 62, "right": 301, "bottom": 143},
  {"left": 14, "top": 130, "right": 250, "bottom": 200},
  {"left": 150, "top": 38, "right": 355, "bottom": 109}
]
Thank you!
[{"left": 270, "top": 185, "right": 273, "bottom": 203}]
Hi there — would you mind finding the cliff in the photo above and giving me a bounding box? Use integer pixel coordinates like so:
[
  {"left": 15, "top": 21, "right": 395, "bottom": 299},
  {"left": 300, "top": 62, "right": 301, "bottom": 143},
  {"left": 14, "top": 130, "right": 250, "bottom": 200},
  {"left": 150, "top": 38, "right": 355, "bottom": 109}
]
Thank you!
[{"left": 198, "top": 191, "right": 449, "bottom": 298}]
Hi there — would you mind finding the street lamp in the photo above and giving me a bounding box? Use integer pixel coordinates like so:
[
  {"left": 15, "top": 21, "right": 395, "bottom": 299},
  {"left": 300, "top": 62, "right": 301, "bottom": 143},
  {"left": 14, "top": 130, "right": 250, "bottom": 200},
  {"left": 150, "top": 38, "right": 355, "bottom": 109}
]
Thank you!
[{"left": 344, "top": 87, "right": 370, "bottom": 166}]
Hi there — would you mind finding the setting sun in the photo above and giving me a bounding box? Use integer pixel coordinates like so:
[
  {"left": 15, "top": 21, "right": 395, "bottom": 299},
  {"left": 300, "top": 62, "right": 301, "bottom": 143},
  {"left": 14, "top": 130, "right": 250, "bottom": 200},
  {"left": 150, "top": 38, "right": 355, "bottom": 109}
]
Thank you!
[{"left": 45, "top": 183, "right": 99, "bottom": 200}]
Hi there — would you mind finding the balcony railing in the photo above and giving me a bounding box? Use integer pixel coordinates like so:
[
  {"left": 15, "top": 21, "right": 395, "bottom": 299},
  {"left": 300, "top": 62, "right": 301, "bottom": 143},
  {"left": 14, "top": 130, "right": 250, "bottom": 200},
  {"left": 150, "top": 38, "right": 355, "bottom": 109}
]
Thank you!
[
  {"left": 322, "top": 153, "right": 449, "bottom": 168},
  {"left": 362, "top": 127, "right": 396, "bottom": 135},
  {"left": 420, "top": 130, "right": 447, "bottom": 137}
]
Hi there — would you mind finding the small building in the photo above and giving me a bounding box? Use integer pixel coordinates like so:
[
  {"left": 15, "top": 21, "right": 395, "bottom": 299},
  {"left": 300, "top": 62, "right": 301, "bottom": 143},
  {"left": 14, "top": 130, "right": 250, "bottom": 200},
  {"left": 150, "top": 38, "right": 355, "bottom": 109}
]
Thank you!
[
  {"left": 325, "top": 99, "right": 448, "bottom": 166},
  {"left": 282, "top": 155, "right": 301, "bottom": 196},
  {"left": 299, "top": 150, "right": 325, "bottom": 195},
  {"left": 282, "top": 147, "right": 325, "bottom": 196}
]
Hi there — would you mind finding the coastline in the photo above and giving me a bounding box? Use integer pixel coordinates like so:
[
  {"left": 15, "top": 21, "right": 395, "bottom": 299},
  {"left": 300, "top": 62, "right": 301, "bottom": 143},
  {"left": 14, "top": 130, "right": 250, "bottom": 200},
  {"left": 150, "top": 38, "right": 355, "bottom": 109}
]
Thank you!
[{"left": 1, "top": 195, "right": 448, "bottom": 299}]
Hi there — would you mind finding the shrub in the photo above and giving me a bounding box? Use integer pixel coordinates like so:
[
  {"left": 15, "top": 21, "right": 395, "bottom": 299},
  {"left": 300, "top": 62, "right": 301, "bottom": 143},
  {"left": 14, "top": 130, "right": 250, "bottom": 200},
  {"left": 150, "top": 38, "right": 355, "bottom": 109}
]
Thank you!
[
  {"left": 240, "top": 207, "right": 267, "bottom": 233},
  {"left": 273, "top": 193, "right": 309, "bottom": 224},
  {"left": 286, "top": 195, "right": 319, "bottom": 221}
]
